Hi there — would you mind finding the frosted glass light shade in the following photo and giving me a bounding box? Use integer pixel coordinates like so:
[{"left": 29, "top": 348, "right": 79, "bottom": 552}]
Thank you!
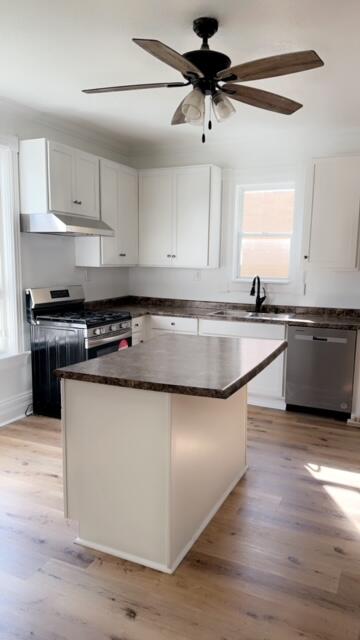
[
  {"left": 181, "top": 88, "right": 205, "bottom": 126},
  {"left": 212, "top": 91, "right": 235, "bottom": 122}
]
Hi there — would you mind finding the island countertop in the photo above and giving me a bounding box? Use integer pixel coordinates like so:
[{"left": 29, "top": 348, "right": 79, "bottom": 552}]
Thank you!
[{"left": 55, "top": 333, "right": 287, "bottom": 399}]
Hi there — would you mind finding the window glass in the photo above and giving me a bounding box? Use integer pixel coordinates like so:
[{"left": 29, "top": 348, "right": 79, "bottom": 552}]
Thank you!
[{"left": 236, "top": 186, "right": 295, "bottom": 281}]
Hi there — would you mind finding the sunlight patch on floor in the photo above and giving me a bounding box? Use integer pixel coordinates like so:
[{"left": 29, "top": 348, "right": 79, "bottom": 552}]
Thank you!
[{"left": 305, "top": 463, "right": 360, "bottom": 531}]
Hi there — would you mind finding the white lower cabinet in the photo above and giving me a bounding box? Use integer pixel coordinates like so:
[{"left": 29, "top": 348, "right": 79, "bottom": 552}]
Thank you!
[
  {"left": 150, "top": 315, "right": 198, "bottom": 339},
  {"left": 132, "top": 316, "right": 149, "bottom": 345},
  {"left": 199, "top": 319, "right": 286, "bottom": 409}
]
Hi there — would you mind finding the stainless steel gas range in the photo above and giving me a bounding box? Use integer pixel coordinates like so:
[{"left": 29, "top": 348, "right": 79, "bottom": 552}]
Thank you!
[{"left": 26, "top": 285, "right": 132, "bottom": 418}]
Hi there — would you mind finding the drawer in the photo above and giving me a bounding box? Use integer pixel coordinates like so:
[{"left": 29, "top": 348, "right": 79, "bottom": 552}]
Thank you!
[
  {"left": 132, "top": 316, "right": 147, "bottom": 333},
  {"left": 150, "top": 315, "right": 198, "bottom": 334},
  {"left": 199, "top": 319, "right": 285, "bottom": 340}
]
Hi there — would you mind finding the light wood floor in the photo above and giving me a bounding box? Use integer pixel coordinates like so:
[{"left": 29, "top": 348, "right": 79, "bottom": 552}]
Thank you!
[{"left": 0, "top": 408, "right": 359, "bottom": 640}]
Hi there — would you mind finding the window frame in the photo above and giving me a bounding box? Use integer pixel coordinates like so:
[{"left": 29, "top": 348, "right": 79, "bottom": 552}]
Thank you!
[
  {"left": 233, "top": 181, "right": 297, "bottom": 284},
  {"left": 0, "top": 137, "right": 22, "bottom": 358}
]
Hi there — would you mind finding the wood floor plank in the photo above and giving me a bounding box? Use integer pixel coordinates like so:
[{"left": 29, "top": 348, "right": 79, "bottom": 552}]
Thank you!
[{"left": 0, "top": 407, "right": 359, "bottom": 639}]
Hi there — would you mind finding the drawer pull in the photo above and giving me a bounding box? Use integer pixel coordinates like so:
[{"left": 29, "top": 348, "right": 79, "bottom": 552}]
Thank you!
[
  {"left": 134, "top": 323, "right": 139, "bottom": 327},
  {"left": 171, "top": 322, "right": 175, "bottom": 326},
  {"left": 119, "top": 253, "right": 127, "bottom": 257}
]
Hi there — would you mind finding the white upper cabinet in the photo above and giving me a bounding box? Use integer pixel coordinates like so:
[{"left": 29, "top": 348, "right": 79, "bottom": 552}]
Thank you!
[
  {"left": 74, "top": 150, "right": 100, "bottom": 218},
  {"left": 75, "top": 159, "right": 138, "bottom": 267},
  {"left": 138, "top": 165, "right": 221, "bottom": 269},
  {"left": 47, "top": 141, "right": 74, "bottom": 214},
  {"left": 308, "top": 156, "right": 360, "bottom": 270},
  {"left": 20, "top": 139, "right": 100, "bottom": 219},
  {"left": 139, "top": 170, "right": 173, "bottom": 267}
]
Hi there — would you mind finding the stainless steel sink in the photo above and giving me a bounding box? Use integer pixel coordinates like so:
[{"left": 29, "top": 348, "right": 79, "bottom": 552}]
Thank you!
[
  {"left": 210, "top": 310, "right": 249, "bottom": 319},
  {"left": 210, "top": 310, "right": 294, "bottom": 321},
  {"left": 247, "top": 312, "right": 295, "bottom": 321}
]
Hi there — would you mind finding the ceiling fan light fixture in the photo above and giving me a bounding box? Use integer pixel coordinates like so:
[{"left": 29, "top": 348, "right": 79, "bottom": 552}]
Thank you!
[
  {"left": 181, "top": 87, "right": 205, "bottom": 126},
  {"left": 212, "top": 91, "right": 236, "bottom": 122}
]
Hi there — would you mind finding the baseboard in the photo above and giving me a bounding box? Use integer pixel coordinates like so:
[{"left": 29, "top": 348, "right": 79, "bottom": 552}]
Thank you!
[
  {"left": 0, "top": 390, "right": 32, "bottom": 427},
  {"left": 74, "top": 537, "right": 173, "bottom": 574},
  {"left": 169, "top": 464, "right": 248, "bottom": 573},
  {"left": 347, "top": 415, "right": 360, "bottom": 428},
  {"left": 75, "top": 465, "right": 248, "bottom": 575},
  {"left": 248, "top": 394, "right": 286, "bottom": 411}
]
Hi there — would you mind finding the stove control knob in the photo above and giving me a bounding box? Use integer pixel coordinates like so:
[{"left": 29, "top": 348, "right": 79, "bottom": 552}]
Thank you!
[
  {"left": 94, "top": 328, "right": 101, "bottom": 336},
  {"left": 110, "top": 324, "right": 118, "bottom": 332}
]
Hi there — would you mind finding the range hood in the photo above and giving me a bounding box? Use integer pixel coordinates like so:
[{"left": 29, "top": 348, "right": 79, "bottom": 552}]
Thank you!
[{"left": 20, "top": 213, "right": 114, "bottom": 237}]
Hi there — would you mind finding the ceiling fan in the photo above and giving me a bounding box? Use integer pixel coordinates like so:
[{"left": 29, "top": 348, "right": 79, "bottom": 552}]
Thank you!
[{"left": 83, "top": 17, "right": 324, "bottom": 142}]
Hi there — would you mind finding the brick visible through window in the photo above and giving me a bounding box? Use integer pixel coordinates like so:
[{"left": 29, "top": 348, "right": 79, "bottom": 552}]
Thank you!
[{"left": 236, "top": 188, "right": 295, "bottom": 281}]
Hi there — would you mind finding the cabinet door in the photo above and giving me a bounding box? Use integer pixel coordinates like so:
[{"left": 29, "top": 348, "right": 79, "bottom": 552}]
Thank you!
[
  {"left": 309, "top": 157, "right": 360, "bottom": 270},
  {"left": 172, "top": 166, "right": 210, "bottom": 268},
  {"left": 47, "top": 141, "right": 74, "bottom": 213},
  {"left": 117, "top": 165, "right": 138, "bottom": 265},
  {"left": 138, "top": 171, "right": 173, "bottom": 266},
  {"left": 100, "top": 160, "right": 120, "bottom": 265},
  {"left": 198, "top": 320, "right": 285, "bottom": 401},
  {"left": 74, "top": 150, "right": 100, "bottom": 218}
]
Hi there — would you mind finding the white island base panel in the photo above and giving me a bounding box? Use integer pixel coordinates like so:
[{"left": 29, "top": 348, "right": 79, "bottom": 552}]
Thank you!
[{"left": 62, "top": 379, "right": 248, "bottom": 573}]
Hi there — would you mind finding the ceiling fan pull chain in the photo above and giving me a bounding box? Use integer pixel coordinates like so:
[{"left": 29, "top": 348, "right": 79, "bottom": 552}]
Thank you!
[
  {"left": 201, "top": 98, "right": 206, "bottom": 143},
  {"left": 208, "top": 98, "right": 213, "bottom": 130}
]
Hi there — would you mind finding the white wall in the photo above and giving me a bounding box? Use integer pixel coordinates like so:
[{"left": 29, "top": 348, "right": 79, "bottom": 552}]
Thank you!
[
  {"left": 0, "top": 98, "right": 130, "bottom": 426},
  {"left": 129, "top": 126, "right": 360, "bottom": 309}
]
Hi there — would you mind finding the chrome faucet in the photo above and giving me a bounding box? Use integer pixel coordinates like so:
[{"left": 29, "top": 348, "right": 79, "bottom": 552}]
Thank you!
[{"left": 250, "top": 275, "right": 266, "bottom": 312}]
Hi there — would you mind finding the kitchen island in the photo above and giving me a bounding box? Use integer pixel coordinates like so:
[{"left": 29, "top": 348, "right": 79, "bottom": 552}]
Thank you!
[{"left": 56, "top": 333, "right": 287, "bottom": 573}]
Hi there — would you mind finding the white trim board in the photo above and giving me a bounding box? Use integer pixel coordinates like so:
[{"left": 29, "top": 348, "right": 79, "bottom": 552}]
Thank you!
[{"left": 0, "top": 390, "right": 32, "bottom": 427}]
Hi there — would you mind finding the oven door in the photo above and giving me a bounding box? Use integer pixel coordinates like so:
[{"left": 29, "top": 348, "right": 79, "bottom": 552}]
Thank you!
[{"left": 85, "top": 332, "right": 132, "bottom": 360}]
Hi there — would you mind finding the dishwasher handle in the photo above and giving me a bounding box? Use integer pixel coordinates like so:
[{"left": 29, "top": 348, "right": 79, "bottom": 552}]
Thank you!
[{"left": 295, "top": 333, "right": 348, "bottom": 344}]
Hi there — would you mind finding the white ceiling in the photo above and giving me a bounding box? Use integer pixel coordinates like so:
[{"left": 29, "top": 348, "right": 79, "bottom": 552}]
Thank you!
[{"left": 0, "top": 0, "right": 359, "bottom": 148}]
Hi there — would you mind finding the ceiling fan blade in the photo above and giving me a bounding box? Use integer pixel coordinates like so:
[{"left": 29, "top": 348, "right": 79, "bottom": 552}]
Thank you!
[
  {"left": 133, "top": 39, "right": 204, "bottom": 78},
  {"left": 82, "top": 81, "right": 188, "bottom": 94},
  {"left": 171, "top": 97, "right": 187, "bottom": 125},
  {"left": 217, "top": 50, "right": 324, "bottom": 82},
  {"left": 222, "top": 84, "right": 302, "bottom": 115}
]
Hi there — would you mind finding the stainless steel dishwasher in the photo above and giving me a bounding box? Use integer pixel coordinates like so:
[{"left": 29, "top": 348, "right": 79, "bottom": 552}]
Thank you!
[{"left": 285, "top": 326, "right": 357, "bottom": 416}]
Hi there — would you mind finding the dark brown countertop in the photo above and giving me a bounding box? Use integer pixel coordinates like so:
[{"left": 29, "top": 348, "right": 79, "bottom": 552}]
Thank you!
[
  {"left": 55, "top": 334, "right": 287, "bottom": 399},
  {"left": 85, "top": 296, "right": 360, "bottom": 330}
]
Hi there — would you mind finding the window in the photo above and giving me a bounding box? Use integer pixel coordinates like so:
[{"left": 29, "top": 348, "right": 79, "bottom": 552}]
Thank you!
[
  {"left": 234, "top": 184, "right": 295, "bottom": 282},
  {"left": 0, "top": 142, "right": 21, "bottom": 356}
]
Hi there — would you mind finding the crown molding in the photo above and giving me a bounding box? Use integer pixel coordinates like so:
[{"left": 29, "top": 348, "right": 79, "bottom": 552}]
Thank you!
[{"left": 0, "top": 96, "right": 130, "bottom": 160}]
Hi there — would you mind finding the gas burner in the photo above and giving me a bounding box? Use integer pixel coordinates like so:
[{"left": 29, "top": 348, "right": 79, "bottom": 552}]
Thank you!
[{"left": 36, "top": 309, "right": 131, "bottom": 327}]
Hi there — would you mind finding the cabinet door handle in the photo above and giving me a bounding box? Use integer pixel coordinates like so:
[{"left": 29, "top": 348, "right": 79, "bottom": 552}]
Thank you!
[
  {"left": 73, "top": 200, "right": 82, "bottom": 205},
  {"left": 134, "top": 323, "right": 139, "bottom": 327},
  {"left": 172, "top": 254, "right": 176, "bottom": 258},
  {"left": 171, "top": 322, "right": 175, "bottom": 326},
  {"left": 166, "top": 254, "right": 171, "bottom": 258},
  {"left": 119, "top": 253, "right": 127, "bottom": 257}
]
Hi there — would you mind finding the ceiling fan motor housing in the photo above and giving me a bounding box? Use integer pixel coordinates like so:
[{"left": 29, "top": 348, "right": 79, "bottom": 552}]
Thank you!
[{"left": 182, "top": 17, "right": 232, "bottom": 93}]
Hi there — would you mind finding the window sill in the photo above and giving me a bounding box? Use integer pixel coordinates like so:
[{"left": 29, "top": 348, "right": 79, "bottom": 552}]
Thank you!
[{"left": 232, "top": 278, "right": 290, "bottom": 285}]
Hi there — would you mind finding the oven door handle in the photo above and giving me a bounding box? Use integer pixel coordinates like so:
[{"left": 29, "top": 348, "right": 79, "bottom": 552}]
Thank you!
[{"left": 85, "top": 331, "right": 132, "bottom": 349}]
